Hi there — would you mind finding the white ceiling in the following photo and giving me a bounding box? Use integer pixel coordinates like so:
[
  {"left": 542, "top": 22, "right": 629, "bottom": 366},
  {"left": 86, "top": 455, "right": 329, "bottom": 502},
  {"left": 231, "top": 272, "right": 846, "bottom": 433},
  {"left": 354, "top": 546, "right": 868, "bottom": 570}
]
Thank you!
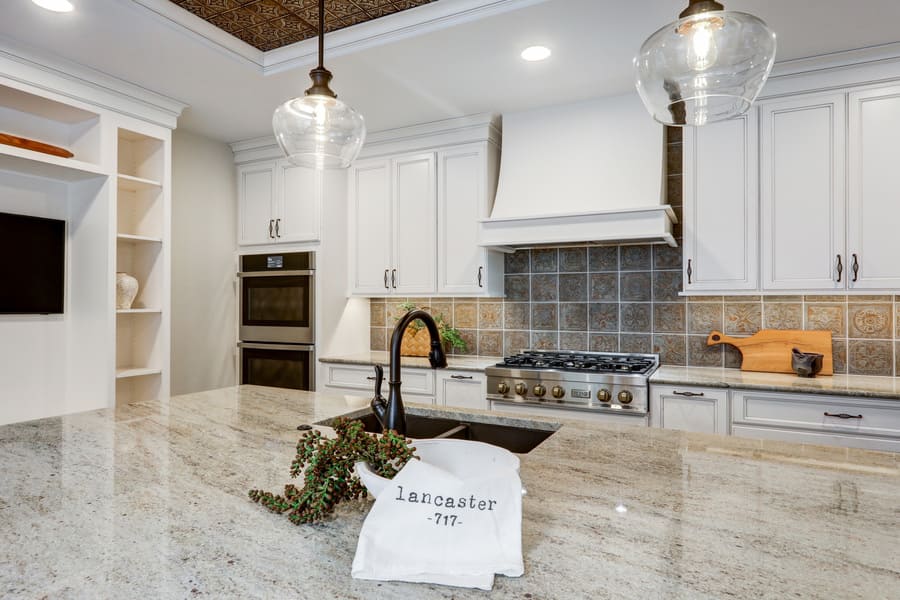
[{"left": 3, "top": 0, "right": 900, "bottom": 143}]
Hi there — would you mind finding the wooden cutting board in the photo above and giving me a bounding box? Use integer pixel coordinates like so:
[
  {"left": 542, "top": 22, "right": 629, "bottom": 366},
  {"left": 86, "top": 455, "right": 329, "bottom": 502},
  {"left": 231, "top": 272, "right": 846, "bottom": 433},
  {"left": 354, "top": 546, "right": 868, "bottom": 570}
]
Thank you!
[
  {"left": 0, "top": 133, "right": 73, "bottom": 158},
  {"left": 706, "top": 329, "right": 833, "bottom": 375}
]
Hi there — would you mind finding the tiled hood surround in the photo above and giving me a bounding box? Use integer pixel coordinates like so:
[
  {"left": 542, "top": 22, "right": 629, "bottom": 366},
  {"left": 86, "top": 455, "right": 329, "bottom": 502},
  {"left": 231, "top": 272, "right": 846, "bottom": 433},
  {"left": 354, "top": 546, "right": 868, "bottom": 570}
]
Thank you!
[{"left": 371, "top": 129, "right": 900, "bottom": 376}]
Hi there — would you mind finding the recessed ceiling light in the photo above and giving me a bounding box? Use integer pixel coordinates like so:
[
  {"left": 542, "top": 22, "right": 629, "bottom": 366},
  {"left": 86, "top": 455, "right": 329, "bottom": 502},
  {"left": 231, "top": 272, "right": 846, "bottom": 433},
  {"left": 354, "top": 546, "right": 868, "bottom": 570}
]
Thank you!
[
  {"left": 32, "top": 0, "right": 74, "bottom": 12},
  {"left": 520, "top": 46, "right": 551, "bottom": 62}
]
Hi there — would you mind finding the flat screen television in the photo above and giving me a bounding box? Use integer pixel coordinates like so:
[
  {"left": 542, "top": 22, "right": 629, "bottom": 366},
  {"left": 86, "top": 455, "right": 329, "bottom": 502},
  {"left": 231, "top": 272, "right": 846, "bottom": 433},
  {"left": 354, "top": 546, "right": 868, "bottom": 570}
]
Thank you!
[{"left": 0, "top": 212, "right": 65, "bottom": 314}]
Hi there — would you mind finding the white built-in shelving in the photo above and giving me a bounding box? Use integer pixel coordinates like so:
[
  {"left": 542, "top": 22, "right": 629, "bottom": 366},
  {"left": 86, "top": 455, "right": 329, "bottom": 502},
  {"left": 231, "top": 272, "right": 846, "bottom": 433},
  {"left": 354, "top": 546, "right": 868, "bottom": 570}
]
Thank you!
[{"left": 115, "top": 126, "right": 169, "bottom": 405}]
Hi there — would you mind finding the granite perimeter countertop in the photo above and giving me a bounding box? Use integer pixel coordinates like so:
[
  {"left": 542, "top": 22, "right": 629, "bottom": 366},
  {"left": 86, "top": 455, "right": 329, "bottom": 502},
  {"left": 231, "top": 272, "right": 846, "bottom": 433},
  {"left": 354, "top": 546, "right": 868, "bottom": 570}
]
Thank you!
[
  {"left": 652, "top": 366, "right": 900, "bottom": 400},
  {"left": 320, "top": 351, "right": 501, "bottom": 372},
  {"left": 2, "top": 386, "right": 898, "bottom": 599}
]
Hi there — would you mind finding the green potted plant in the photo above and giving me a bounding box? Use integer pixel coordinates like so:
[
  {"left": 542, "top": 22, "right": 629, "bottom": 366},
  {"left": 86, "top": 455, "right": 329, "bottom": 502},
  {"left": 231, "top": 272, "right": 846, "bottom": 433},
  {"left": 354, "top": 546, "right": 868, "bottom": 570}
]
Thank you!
[
  {"left": 249, "top": 417, "right": 416, "bottom": 524},
  {"left": 397, "top": 301, "right": 467, "bottom": 355}
]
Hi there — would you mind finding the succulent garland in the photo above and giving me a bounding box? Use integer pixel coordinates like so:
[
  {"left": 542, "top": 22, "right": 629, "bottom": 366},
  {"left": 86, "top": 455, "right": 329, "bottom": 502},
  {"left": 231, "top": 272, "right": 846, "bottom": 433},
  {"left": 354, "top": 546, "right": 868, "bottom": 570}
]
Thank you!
[{"left": 248, "top": 417, "right": 416, "bottom": 524}]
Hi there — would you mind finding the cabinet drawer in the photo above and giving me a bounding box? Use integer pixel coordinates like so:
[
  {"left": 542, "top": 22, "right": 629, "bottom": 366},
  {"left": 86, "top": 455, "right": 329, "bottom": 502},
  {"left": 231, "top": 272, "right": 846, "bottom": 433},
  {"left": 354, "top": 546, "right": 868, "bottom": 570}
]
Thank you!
[
  {"left": 437, "top": 370, "right": 487, "bottom": 410},
  {"left": 732, "top": 390, "right": 900, "bottom": 439},
  {"left": 650, "top": 385, "right": 729, "bottom": 435},
  {"left": 323, "top": 363, "right": 434, "bottom": 396}
]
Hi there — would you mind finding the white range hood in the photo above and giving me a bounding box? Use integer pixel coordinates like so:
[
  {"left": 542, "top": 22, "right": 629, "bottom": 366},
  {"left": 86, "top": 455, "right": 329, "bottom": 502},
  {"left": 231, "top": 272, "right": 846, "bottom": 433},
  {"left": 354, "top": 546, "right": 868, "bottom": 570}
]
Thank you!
[{"left": 480, "top": 92, "right": 677, "bottom": 248}]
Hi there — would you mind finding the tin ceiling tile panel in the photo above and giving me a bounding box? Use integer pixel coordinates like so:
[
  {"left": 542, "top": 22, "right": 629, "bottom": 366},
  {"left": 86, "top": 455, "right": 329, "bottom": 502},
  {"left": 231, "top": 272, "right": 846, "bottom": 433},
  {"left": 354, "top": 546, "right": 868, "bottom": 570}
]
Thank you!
[{"left": 168, "top": 0, "right": 438, "bottom": 50}]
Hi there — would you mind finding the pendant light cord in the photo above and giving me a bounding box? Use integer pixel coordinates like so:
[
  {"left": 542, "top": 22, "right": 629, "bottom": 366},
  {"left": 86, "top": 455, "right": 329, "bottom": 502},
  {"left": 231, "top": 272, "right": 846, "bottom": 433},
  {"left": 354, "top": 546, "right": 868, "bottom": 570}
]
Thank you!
[{"left": 317, "top": 0, "right": 325, "bottom": 70}]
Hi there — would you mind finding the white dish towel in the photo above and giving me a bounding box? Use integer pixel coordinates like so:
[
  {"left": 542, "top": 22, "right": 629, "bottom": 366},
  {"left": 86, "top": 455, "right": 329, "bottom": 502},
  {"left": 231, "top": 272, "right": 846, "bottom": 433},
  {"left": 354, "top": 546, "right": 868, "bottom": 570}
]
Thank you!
[{"left": 351, "top": 458, "right": 524, "bottom": 590}]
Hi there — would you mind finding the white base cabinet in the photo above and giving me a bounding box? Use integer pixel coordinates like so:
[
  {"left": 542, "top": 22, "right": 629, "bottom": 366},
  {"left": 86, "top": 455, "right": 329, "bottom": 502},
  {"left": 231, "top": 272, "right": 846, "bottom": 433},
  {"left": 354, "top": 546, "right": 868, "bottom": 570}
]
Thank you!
[
  {"left": 731, "top": 389, "right": 900, "bottom": 452},
  {"left": 649, "top": 385, "right": 729, "bottom": 435},
  {"left": 436, "top": 370, "right": 487, "bottom": 410},
  {"left": 322, "top": 362, "right": 435, "bottom": 403}
]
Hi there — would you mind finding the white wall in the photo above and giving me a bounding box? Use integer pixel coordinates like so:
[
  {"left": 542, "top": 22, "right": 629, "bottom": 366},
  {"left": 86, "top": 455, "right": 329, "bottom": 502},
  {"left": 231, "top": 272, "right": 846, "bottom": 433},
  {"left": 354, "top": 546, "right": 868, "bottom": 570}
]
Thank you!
[{"left": 171, "top": 129, "right": 237, "bottom": 395}]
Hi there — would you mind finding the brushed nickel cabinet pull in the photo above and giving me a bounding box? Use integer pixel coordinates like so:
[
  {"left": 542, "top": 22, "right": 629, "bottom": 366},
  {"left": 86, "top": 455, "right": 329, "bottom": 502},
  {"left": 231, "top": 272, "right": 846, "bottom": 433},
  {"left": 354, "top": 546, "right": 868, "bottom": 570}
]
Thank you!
[
  {"left": 851, "top": 253, "right": 859, "bottom": 282},
  {"left": 836, "top": 254, "right": 843, "bottom": 282},
  {"left": 824, "top": 412, "right": 862, "bottom": 419},
  {"left": 673, "top": 390, "right": 704, "bottom": 397}
]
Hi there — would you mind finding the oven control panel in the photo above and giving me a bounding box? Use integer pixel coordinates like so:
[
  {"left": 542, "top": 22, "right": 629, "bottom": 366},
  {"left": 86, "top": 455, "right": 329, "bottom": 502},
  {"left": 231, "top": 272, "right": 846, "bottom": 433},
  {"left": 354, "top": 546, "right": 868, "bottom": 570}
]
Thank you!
[{"left": 485, "top": 374, "right": 648, "bottom": 414}]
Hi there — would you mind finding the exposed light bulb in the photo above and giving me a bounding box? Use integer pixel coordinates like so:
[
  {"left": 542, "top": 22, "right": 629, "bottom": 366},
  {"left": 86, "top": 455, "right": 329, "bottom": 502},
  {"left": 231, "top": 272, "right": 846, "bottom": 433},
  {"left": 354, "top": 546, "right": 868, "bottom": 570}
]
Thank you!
[
  {"left": 680, "top": 15, "right": 722, "bottom": 71},
  {"left": 32, "top": 0, "right": 74, "bottom": 12},
  {"left": 520, "top": 46, "right": 552, "bottom": 62}
]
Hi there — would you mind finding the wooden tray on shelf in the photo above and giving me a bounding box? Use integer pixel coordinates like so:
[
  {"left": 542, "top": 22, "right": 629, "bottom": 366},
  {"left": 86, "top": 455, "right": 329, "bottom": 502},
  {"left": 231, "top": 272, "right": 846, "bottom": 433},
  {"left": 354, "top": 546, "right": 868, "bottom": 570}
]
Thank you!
[{"left": 0, "top": 133, "right": 73, "bottom": 158}]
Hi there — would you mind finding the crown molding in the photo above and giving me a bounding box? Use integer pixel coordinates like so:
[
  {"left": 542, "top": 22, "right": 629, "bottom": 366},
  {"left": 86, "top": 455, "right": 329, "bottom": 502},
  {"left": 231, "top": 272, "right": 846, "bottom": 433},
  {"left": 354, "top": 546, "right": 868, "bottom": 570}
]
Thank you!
[
  {"left": 131, "top": 0, "right": 549, "bottom": 75},
  {"left": 0, "top": 35, "right": 186, "bottom": 129}
]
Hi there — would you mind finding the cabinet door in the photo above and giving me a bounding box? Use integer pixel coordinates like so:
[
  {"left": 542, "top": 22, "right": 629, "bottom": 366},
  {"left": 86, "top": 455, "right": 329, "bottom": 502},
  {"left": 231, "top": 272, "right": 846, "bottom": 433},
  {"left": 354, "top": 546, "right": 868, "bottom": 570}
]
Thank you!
[
  {"left": 650, "top": 385, "right": 729, "bottom": 434},
  {"left": 437, "top": 144, "right": 487, "bottom": 295},
  {"left": 437, "top": 371, "right": 487, "bottom": 410},
  {"left": 683, "top": 112, "right": 758, "bottom": 291},
  {"left": 349, "top": 159, "right": 392, "bottom": 294},
  {"left": 847, "top": 86, "right": 900, "bottom": 289},
  {"left": 392, "top": 152, "right": 436, "bottom": 295},
  {"left": 277, "top": 161, "right": 320, "bottom": 243},
  {"left": 760, "top": 94, "right": 846, "bottom": 290},
  {"left": 237, "top": 162, "right": 276, "bottom": 246}
]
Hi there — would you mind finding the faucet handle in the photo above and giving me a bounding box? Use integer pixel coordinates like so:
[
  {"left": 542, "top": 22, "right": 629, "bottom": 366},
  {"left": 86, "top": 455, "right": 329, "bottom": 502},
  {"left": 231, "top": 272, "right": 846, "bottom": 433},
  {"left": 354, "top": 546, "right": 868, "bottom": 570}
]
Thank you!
[{"left": 373, "top": 364, "right": 384, "bottom": 394}]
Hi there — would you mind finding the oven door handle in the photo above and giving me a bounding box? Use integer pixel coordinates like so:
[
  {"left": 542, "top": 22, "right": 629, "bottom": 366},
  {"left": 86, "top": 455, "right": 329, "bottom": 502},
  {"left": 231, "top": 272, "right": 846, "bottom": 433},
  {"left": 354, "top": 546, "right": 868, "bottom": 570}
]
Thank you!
[
  {"left": 237, "top": 270, "right": 315, "bottom": 278},
  {"left": 238, "top": 342, "right": 315, "bottom": 352}
]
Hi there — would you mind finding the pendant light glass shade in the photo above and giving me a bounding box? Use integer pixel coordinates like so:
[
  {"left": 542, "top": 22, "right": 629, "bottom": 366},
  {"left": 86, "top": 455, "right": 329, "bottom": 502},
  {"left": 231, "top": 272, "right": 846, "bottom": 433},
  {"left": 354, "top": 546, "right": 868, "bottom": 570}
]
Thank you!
[
  {"left": 634, "top": 8, "right": 776, "bottom": 126},
  {"left": 272, "top": 0, "right": 366, "bottom": 169},
  {"left": 273, "top": 94, "right": 366, "bottom": 169}
]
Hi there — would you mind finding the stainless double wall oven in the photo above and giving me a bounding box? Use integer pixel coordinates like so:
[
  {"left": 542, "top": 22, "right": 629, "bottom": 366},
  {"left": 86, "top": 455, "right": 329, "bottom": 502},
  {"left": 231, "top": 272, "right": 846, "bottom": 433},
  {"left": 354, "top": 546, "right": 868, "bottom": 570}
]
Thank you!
[{"left": 238, "top": 252, "right": 315, "bottom": 391}]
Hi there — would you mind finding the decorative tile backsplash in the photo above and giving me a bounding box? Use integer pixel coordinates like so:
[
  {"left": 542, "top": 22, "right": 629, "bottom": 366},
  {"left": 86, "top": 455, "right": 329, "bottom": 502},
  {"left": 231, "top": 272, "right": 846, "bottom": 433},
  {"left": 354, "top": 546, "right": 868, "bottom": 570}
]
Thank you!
[{"left": 368, "top": 128, "right": 900, "bottom": 377}]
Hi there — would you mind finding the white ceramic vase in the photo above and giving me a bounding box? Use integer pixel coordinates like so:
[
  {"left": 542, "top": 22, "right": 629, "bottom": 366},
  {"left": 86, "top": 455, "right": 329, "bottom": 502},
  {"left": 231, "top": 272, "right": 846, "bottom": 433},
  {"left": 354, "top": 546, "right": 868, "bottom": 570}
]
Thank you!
[{"left": 116, "top": 272, "right": 139, "bottom": 309}]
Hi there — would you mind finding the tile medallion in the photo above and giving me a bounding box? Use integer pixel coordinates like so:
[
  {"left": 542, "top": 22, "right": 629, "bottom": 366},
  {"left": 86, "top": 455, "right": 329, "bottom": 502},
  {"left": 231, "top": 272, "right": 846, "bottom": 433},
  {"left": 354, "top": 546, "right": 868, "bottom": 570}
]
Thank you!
[
  {"left": 559, "top": 248, "right": 587, "bottom": 272},
  {"left": 588, "top": 247, "right": 619, "bottom": 272},
  {"left": 453, "top": 302, "right": 477, "bottom": 329},
  {"left": 559, "top": 303, "right": 588, "bottom": 331},
  {"left": 848, "top": 304, "right": 892, "bottom": 339},
  {"left": 589, "top": 303, "right": 619, "bottom": 332},
  {"left": 531, "top": 304, "right": 558, "bottom": 331},
  {"left": 805, "top": 303, "right": 846, "bottom": 337},
  {"left": 477, "top": 302, "right": 503, "bottom": 329},
  {"left": 503, "top": 303, "right": 530, "bottom": 330},
  {"left": 620, "top": 245, "right": 652, "bottom": 271},
  {"left": 503, "top": 331, "right": 530, "bottom": 355},
  {"left": 531, "top": 331, "right": 559, "bottom": 350},
  {"left": 477, "top": 331, "right": 502, "bottom": 356},
  {"left": 620, "top": 334, "right": 652, "bottom": 353},
  {"left": 531, "top": 274, "right": 559, "bottom": 302},
  {"left": 653, "top": 334, "right": 687, "bottom": 366},
  {"left": 847, "top": 340, "right": 893, "bottom": 376},
  {"left": 559, "top": 274, "right": 588, "bottom": 302},
  {"left": 504, "top": 250, "right": 530, "bottom": 274},
  {"left": 762, "top": 302, "right": 802, "bottom": 330},
  {"left": 504, "top": 275, "right": 530, "bottom": 301},
  {"left": 589, "top": 273, "right": 618, "bottom": 302},
  {"left": 654, "top": 303, "right": 686, "bottom": 333},
  {"left": 724, "top": 303, "right": 762, "bottom": 335},
  {"left": 688, "top": 302, "right": 723, "bottom": 334},
  {"left": 620, "top": 272, "right": 652, "bottom": 302},
  {"left": 687, "top": 335, "right": 723, "bottom": 367},
  {"left": 531, "top": 249, "right": 559, "bottom": 273},
  {"left": 589, "top": 334, "right": 619, "bottom": 352},
  {"left": 559, "top": 332, "right": 589, "bottom": 352},
  {"left": 653, "top": 271, "right": 683, "bottom": 302},
  {"left": 620, "top": 303, "right": 651, "bottom": 332}
]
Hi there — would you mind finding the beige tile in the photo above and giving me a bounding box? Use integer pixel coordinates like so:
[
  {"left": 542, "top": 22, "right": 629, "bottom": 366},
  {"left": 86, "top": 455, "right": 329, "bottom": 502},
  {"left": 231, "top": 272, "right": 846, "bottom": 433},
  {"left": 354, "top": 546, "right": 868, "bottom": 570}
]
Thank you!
[
  {"left": 850, "top": 295, "right": 892, "bottom": 302},
  {"left": 804, "top": 295, "right": 847, "bottom": 302},
  {"left": 477, "top": 331, "right": 502, "bottom": 356},
  {"left": 653, "top": 303, "right": 686, "bottom": 333},
  {"left": 762, "top": 302, "right": 802, "bottom": 329},
  {"left": 724, "top": 303, "right": 762, "bottom": 335},
  {"left": 369, "top": 301, "right": 385, "bottom": 327},
  {"left": 452, "top": 329, "right": 477, "bottom": 356},
  {"left": 724, "top": 296, "right": 761, "bottom": 302},
  {"left": 453, "top": 302, "right": 477, "bottom": 329},
  {"left": 688, "top": 302, "right": 723, "bottom": 334},
  {"left": 847, "top": 304, "right": 892, "bottom": 339},
  {"left": 687, "top": 295, "right": 724, "bottom": 303},
  {"left": 832, "top": 339, "right": 847, "bottom": 374},
  {"left": 763, "top": 295, "right": 803, "bottom": 302},
  {"left": 504, "top": 303, "right": 530, "bottom": 330},
  {"left": 805, "top": 304, "right": 846, "bottom": 336},
  {"left": 478, "top": 302, "right": 503, "bottom": 329},
  {"left": 503, "top": 331, "right": 530, "bottom": 355},
  {"left": 370, "top": 327, "right": 385, "bottom": 352},
  {"left": 425, "top": 301, "right": 452, "bottom": 324},
  {"left": 687, "top": 335, "right": 723, "bottom": 367},
  {"left": 847, "top": 340, "right": 893, "bottom": 376}
]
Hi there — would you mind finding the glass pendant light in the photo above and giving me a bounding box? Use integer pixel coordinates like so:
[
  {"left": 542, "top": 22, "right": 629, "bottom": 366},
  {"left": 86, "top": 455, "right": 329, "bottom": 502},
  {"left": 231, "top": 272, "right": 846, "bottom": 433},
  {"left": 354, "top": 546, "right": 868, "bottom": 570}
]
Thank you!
[
  {"left": 272, "top": 0, "right": 366, "bottom": 168},
  {"left": 634, "top": 0, "right": 776, "bottom": 126}
]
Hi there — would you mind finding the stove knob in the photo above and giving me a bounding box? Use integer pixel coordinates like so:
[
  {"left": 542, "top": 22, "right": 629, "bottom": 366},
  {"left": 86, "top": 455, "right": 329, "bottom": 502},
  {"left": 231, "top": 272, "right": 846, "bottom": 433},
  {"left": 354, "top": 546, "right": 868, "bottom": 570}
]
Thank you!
[
  {"left": 497, "top": 382, "right": 509, "bottom": 395},
  {"left": 551, "top": 385, "right": 565, "bottom": 399},
  {"left": 514, "top": 382, "right": 528, "bottom": 396},
  {"left": 618, "top": 390, "right": 634, "bottom": 404},
  {"left": 597, "top": 388, "right": 612, "bottom": 403},
  {"left": 533, "top": 384, "right": 547, "bottom": 397}
]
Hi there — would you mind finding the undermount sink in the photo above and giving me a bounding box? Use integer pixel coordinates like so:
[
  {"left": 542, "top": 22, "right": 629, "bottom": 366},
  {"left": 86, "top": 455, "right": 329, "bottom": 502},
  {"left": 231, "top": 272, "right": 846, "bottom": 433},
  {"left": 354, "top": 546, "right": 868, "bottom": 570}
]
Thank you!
[{"left": 317, "top": 410, "right": 558, "bottom": 454}]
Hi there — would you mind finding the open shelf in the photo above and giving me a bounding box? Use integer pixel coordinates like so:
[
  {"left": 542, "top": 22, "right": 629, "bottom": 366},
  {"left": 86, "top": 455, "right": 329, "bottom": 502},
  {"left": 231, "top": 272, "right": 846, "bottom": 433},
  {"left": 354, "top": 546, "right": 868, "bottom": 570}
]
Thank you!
[
  {"left": 118, "top": 129, "right": 163, "bottom": 181},
  {"left": 0, "top": 145, "right": 108, "bottom": 182},
  {"left": 116, "top": 367, "right": 162, "bottom": 379},
  {"left": 0, "top": 83, "right": 102, "bottom": 165},
  {"left": 117, "top": 233, "right": 162, "bottom": 244},
  {"left": 118, "top": 173, "right": 161, "bottom": 192}
]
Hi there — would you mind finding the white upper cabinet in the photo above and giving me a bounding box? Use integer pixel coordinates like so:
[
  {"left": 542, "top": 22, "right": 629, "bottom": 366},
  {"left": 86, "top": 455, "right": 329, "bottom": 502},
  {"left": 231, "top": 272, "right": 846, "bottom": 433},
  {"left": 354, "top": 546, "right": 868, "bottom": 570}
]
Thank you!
[
  {"left": 847, "top": 85, "right": 900, "bottom": 289},
  {"left": 349, "top": 158, "right": 393, "bottom": 294},
  {"left": 760, "top": 93, "right": 846, "bottom": 290},
  {"left": 238, "top": 159, "right": 320, "bottom": 246},
  {"left": 349, "top": 153, "right": 437, "bottom": 295},
  {"left": 392, "top": 152, "right": 437, "bottom": 294},
  {"left": 437, "top": 143, "right": 503, "bottom": 296},
  {"left": 683, "top": 112, "right": 758, "bottom": 291},
  {"left": 238, "top": 162, "right": 276, "bottom": 246}
]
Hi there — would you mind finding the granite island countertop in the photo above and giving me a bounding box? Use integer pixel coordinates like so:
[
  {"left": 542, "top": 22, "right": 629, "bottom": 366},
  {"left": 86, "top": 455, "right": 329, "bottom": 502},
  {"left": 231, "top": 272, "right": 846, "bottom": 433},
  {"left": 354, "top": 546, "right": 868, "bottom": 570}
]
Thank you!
[{"left": 1, "top": 385, "right": 898, "bottom": 599}]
